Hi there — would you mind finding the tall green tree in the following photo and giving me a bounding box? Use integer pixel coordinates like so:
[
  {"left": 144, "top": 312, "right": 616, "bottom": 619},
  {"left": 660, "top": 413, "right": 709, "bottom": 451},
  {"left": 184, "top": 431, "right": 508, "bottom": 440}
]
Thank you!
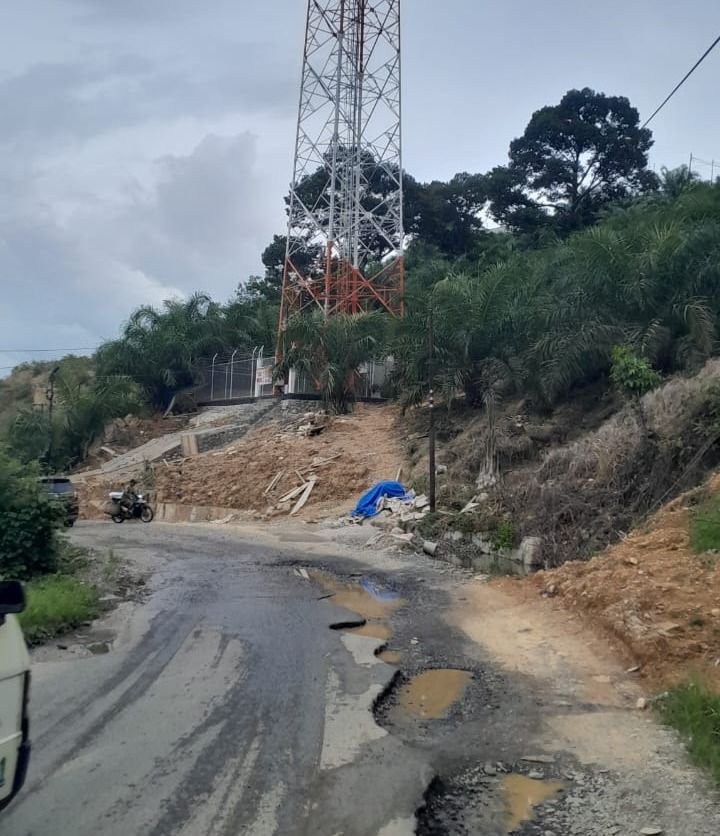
[
  {"left": 487, "top": 88, "right": 658, "bottom": 236},
  {"left": 276, "top": 311, "right": 386, "bottom": 414}
]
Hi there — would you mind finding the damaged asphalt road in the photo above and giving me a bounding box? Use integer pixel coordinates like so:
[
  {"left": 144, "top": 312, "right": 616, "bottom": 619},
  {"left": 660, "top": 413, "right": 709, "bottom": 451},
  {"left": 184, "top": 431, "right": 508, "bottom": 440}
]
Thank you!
[{"left": 4, "top": 522, "right": 718, "bottom": 835}]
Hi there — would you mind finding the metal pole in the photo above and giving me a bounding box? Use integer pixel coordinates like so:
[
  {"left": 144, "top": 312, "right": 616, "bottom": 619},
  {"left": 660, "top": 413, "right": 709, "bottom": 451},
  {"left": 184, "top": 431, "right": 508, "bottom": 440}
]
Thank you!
[
  {"left": 257, "top": 345, "right": 265, "bottom": 394},
  {"left": 210, "top": 353, "right": 218, "bottom": 401},
  {"left": 250, "top": 347, "right": 258, "bottom": 397},
  {"left": 45, "top": 366, "right": 60, "bottom": 473},
  {"left": 428, "top": 306, "right": 436, "bottom": 512},
  {"left": 224, "top": 358, "right": 230, "bottom": 400},
  {"left": 689, "top": 153, "right": 693, "bottom": 175},
  {"left": 711, "top": 160, "right": 715, "bottom": 183},
  {"left": 229, "top": 349, "right": 238, "bottom": 399}
]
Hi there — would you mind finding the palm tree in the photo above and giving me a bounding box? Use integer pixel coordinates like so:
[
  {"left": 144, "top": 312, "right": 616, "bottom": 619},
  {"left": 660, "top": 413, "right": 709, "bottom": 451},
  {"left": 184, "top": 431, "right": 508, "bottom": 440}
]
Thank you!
[
  {"left": 659, "top": 165, "right": 700, "bottom": 199},
  {"left": 97, "top": 293, "right": 230, "bottom": 409},
  {"left": 276, "top": 311, "right": 386, "bottom": 414}
]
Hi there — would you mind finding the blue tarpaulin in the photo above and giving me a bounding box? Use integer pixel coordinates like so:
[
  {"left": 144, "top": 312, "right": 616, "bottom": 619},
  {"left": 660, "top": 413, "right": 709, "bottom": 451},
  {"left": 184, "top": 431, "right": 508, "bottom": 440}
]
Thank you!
[{"left": 351, "top": 481, "right": 409, "bottom": 519}]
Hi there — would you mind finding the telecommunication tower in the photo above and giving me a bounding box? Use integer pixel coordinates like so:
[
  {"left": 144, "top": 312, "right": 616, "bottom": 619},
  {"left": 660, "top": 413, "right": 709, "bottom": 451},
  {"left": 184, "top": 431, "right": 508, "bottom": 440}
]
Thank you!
[{"left": 278, "top": 0, "right": 403, "bottom": 336}]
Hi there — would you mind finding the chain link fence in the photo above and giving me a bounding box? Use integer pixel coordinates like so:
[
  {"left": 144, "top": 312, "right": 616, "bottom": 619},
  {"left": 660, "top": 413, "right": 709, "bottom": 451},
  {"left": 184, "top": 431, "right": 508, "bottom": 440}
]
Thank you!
[
  {"left": 192, "top": 349, "right": 263, "bottom": 403},
  {"left": 192, "top": 348, "right": 391, "bottom": 404}
]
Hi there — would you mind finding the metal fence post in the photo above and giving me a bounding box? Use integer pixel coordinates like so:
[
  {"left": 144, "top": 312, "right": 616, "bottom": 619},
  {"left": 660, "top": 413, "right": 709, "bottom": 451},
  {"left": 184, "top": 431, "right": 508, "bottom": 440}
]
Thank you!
[
  {"left": 228, "top": 349, "right": 238, "bottom": 400},
  {"left": 250, "top": 347, "right": 258, "bottom": 397},
  {"left": 210, "top": 353, "right": 218, "bottom": 401}
]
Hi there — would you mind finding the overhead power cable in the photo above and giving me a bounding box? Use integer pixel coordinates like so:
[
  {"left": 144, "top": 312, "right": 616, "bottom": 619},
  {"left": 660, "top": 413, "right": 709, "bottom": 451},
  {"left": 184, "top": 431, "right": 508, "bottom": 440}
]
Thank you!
[
  {"left": 0, "top": 347, "right": 97, "bottom": 353},
  {"left": 642, "top": 33, "right": 720, "bottom": 128}
]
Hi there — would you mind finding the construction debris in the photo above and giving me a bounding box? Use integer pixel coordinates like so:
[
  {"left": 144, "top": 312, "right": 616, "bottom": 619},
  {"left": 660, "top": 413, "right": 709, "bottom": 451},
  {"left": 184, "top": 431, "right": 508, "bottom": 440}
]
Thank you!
[
  {"left": 278, "top": 484, "right": 306, "bottom": 504},
  {"left": 291, "top": 479, "right": 317, "bottom": 515},
  {"left": 264, "top": 470, "right": 285, "bottom": 495},
  {"left": 83, "top": 403, "right": 403, "bottom": 522}
]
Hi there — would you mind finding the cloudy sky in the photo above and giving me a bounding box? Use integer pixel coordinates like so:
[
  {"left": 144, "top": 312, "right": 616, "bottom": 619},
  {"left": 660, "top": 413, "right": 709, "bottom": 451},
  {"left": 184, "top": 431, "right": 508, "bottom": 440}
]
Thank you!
[{"left": 2, "top": 0, "right": 719, "bottom": 373}]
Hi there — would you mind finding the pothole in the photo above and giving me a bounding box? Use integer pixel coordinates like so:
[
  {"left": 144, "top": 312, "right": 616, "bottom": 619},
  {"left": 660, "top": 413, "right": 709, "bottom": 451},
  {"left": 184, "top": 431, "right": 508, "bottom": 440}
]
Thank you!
[
  {"left": 378, "top": 649, "right": 402, "bottom": 664},
  {"left": 313, "top": 571, "right": 403, "bottom": 614},
  {"left": 502, "top": 774, "right": 564, "bottom": 831},
  {"left": 416, "top": 764, "right": 566, "bottom": 835},
  {"left": 318, "top": 572, "right": 405, "bottom": 644},
  {"left": 397, "top": 669, "right": 472, "bottom": 719},
  {"left": 375, "top": 668, "right": 474, "bottom": 732},
  {"left": 348, "top": 622, "right": 392, "bottom": 640}
]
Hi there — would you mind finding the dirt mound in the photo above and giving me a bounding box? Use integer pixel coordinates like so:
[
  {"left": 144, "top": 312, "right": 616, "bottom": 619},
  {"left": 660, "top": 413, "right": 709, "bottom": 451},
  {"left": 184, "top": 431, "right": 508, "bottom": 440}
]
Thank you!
[
  {"left": 76, "top": 414, "right": 190, "bottom": 472},
  {"left": 526, "top": 472, "right": 720, "bottom": 692},
  {"left": 81, "top": 403, "right": 403, "bottom": 520}
]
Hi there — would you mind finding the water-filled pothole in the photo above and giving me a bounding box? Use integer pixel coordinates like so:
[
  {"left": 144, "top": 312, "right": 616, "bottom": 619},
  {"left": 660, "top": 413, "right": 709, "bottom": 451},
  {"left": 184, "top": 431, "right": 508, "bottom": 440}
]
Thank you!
[
  {"left": 348, "top": 622, "right": 391, "bottom": 640},
  {"left": 416, "top": 766, "right": 565, "bottom": 834},
  {"left": 502, "top": 774, "right": 564, "bottom": 831},
  {"left": 377, "top": 649, "right": 402, "bottom": 665},
  {"left": 396, "top": 669, "right": 472, "bottom": 719},
  {"left": 375, "top": 668, "right": 473, "bottom": 730},
  {"left": 318, "top": 572, "right": 404, "bottom": 644}
]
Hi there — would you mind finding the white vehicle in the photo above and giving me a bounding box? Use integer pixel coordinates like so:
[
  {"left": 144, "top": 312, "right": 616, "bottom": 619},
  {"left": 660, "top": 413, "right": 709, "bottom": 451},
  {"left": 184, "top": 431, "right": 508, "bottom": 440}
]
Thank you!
[{"left": 0, "top": 582, "right": 30, "bottom": 812}]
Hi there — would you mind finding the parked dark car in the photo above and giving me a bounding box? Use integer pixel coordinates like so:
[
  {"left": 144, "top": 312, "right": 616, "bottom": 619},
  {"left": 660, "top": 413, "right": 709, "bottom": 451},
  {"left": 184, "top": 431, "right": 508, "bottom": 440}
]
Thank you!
[{"left": 38, "top": 477, "right": 79, "bottom": 527}]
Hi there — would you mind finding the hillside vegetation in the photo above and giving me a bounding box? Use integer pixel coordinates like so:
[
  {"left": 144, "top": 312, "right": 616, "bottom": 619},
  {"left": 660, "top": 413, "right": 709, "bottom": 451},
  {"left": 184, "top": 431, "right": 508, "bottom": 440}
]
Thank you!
[{"left": 3, "top": 87, "right": 720, "bottom": 574}]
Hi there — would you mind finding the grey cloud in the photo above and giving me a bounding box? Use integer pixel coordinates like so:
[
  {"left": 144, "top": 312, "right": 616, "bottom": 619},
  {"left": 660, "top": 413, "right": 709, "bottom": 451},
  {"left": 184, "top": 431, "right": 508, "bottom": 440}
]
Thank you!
[
  {"left": 111, "top": 132, "right": 278, "bottom": 292},
  {"left": 0, "top": 210, "right": 182, "bottom": 360},
  {"left": 59, "top": 0, "right": 206, "bottom": 23},
  {"left": 0, "top": 49, "right": 294, "bottom": 148}
]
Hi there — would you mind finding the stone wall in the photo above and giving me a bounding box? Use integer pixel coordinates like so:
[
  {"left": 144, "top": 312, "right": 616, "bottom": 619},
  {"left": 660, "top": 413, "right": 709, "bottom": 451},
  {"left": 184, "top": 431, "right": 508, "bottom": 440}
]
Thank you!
[{"left": 180, "top": 399, "right": 280, "bottom": 456}]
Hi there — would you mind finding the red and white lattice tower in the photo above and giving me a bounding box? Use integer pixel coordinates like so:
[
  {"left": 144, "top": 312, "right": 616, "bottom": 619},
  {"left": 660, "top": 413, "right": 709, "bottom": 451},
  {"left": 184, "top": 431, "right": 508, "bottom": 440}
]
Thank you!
[{"left": 278, "top": 0, "right": 403, "bottom": 338}]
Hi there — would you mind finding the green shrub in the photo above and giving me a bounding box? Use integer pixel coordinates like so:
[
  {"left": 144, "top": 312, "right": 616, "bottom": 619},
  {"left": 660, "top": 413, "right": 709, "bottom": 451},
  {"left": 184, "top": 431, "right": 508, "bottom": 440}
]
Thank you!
[
  {"left": 493, "top": 519, "right": 517, "bottom": 551},
  {"left": 410, "top": 475, "right": 428, "bottom": 496},
  {"left": 689, "top": 494, "right": 720, "bottom": 553},
  {"left": 658, "top": 679, "right": 720, "bottom": 785},
  {"left": 416, "top": 511, "right": 444, "bottom": 540},
  {"left": 452, "top": 510, "right": 501, "bottom": 535},
  {"left": 19, "top": 575, "right": 99, "bottom": 643},
  {"left": 0, "top": 450, "right": 61, "bottom": 578},
  {"left": 610, "top": 345, "right": 662, "bottom": 398}
]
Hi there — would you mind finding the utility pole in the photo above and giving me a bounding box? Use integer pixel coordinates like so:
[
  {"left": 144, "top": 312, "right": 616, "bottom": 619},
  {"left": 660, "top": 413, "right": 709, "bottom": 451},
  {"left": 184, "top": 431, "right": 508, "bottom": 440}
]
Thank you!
[
  {"left": 45, "top": 366, "right": 60, "bottom": 472},
  {"left": 427, "top": 306, "right": 436, "bottom": 512},
  {"left": 689, "top": 153, "right": 694, "bottom": 175}
]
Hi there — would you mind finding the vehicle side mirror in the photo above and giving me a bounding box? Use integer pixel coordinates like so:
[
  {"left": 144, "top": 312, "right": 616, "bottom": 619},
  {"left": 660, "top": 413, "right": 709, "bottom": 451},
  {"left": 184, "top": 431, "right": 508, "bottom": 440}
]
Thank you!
[{"left": 0, "top": 581, "right": 25, "bottom": 614}]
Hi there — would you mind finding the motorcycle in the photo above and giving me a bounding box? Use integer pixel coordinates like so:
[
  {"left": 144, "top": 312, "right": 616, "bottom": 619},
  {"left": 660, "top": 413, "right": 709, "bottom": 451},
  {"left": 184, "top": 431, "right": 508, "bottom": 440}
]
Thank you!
[{"left": 106, "top": 491, "right": 154, "bottom": 524}]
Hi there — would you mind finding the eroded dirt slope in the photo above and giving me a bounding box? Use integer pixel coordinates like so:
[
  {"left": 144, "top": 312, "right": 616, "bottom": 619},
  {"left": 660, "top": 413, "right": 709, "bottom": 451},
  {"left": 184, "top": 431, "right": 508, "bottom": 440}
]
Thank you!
[
  {"left": 523, "top": 472, "right": 720, "bottom": 692},
  {"left": 80, "top": 403, "right": 403, "bottom": 520}
]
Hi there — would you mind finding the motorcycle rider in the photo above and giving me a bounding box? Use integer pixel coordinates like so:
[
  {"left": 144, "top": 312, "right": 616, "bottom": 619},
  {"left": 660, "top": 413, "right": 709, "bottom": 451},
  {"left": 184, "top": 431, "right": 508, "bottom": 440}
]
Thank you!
[{"left": 120, "top": 479, "right": 139, "bottom": 517}]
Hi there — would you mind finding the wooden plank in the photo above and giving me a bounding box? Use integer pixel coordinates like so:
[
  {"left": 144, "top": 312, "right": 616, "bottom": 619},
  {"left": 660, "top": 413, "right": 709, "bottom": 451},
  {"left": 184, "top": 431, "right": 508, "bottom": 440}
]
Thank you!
[
  {"left": 315, "top": 452, "right": 342, "bottom": 465},
  {"left": 264, "top": 470, "right": 284, "bottom": 495},
  {"left": 299, "top": 453, "right": 342, "bottom": 474},
  {"left": 278, "top": 484, "right": 306, "bottom": 504},
  {"left": 290, "top": 479, "right": 316, "bottom": 515}
]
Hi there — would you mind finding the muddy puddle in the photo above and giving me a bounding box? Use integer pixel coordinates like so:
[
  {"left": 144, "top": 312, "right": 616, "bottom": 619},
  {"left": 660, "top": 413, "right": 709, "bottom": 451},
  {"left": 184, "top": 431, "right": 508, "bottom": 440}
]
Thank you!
[
  {"left": 313, "top": 573, "right": 404, "bottom": 618},
  {"left": 395, "top": 669, "right": 471, "bottom": 719},
  {"left": 347, "top": 622, "right": 392, "bottom": 641},
  {"left": 502, "top": 774, "right": 563, "bottom": 831},
  {"left": 378, "top": 649, "right": 402, "bottom": 664},
  {"left": 315, "top": 572, "right": 405, "bottom": 643}
]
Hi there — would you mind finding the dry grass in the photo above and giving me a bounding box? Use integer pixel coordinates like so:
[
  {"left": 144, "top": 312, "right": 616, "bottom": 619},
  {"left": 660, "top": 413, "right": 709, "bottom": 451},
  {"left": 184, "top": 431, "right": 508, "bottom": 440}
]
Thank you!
[{"left": 512, "top": 359, "right": 720, "bottom": 566}]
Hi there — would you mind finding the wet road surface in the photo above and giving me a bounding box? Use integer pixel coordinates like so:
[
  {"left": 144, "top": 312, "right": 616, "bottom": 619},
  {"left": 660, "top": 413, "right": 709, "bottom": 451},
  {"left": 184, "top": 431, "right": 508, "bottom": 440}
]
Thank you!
[
  {"left": 7, "top": 522, "right": 717, "bottom": 835},
  {"left": 4, "top": 523, "right": 430, "bottom": 836}
]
